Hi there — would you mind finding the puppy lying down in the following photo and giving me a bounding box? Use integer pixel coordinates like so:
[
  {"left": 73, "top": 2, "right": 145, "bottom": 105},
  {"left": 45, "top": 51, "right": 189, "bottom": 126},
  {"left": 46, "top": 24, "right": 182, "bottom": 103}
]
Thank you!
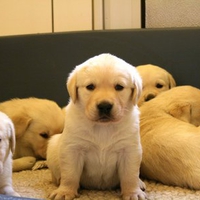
[
  {"left": 0, "top": 98, "right": 65, "bottom": 172},
  {"left": 140, "top": 85, "right": 200, "bottom": 189},
  {"left": 47, "top": 53, "right": 147, "bottom": 200},
  {"left": 0, "top": 111, "right": 19, "bottom": 196},
  {"left": 136, "top": 64, "right": 176, "bottom": 106}
]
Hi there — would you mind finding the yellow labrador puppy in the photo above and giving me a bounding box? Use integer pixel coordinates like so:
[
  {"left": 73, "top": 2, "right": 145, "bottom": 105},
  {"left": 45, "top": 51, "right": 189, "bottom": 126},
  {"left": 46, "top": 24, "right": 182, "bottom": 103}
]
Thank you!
[
  {"left": 47, "top": 53, "right": 146, "bottom": 200},
  {"left": 140, "top": 86, "right": 200, "bottom": 189},
  {"left": 0, "top": 98, "right": 65, "bottom": 172},
  {"left": 136, "top": 64, "right": 176, "bottom": 106},
  {"left": 0, "top": 111, "right": 20, "bottom": 196}
]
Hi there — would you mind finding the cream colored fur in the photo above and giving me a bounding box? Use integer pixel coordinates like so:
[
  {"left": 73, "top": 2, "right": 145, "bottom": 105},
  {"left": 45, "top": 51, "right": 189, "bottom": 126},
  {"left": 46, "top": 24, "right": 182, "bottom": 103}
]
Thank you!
[
  {"left": 0, "top": 111, "right": 19, "bottom": 196},
  {"left": 140, "top": 85, "right": 200, "bottom": 189},
  {"left": 47, "top": 53, "right": 146, "bottom": 200},
  {"left": 0, "top": 98, "right": 65, "bottom": 172},
  {"left": 136, "top": 64, "right": 176, "bottom": 106}
]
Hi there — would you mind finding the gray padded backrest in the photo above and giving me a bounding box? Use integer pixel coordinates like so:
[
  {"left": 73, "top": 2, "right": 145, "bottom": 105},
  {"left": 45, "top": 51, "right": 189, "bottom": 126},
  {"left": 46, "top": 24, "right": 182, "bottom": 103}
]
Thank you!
[{"left": 0, "top": 28, "right": 200, "bottom": 107}]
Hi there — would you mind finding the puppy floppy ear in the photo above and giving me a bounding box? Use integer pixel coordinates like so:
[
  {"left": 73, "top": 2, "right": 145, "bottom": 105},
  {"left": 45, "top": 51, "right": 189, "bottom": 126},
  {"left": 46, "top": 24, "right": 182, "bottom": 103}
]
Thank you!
[
  {"left": 11, "top": 115, "right": 32, "bottom": 139},
  {"left": 168, "top": 102, "right": 191, "bottom": 123},
  {"left": 66, "top": 70, "right": 78, "bottom": 103},
  {"left": 8, "top": 121, "right": 16, "bottom": 153},
  {"left": 168, "top": 74, "right": 176, "bottom": 88},
  {"left": 132, "top": 68, "right": 143, "bottom": 105}
]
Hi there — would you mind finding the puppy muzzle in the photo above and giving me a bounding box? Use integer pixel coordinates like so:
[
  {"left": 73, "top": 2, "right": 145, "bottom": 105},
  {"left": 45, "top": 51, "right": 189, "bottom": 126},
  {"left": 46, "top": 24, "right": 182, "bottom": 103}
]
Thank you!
[
  {"left": 97, "top": 101, "right": 113, "bottom": 122},
  {"left": 145, "top": 93, "right": 156, "bottom": 102}
]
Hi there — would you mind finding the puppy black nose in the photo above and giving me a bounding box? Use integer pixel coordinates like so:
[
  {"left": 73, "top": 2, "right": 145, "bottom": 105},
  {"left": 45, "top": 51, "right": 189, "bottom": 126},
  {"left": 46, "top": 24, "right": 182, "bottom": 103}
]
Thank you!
[
  {"left": 97, "top": 102, "right": 113, "bottom": 115},
  {"left": 145, "top": 94, "right": 155, "bottom": 102}
]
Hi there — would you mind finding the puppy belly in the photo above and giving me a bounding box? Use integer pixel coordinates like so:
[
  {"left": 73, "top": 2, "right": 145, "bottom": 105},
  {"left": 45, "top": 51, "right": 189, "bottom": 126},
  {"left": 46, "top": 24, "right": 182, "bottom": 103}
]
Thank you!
[{"left": 80, "top": 152, "right": 120, "bottom": 190}]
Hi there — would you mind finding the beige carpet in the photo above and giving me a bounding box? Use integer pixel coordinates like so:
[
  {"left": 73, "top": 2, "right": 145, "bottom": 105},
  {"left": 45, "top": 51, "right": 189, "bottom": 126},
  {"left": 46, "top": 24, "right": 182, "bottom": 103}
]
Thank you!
[{"left": 12, "top": 168, "right": 200, "bottom": 200}]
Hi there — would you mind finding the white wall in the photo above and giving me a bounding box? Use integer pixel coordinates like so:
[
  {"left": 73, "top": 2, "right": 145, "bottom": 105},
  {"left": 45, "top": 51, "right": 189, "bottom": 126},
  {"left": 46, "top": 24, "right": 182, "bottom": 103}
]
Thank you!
[
  {"left": 104, "top": 0, "right": 141, "bottom": 29},
  {"left": 53, "top": 0, "right": 92, "bottom": 32},
  {"left": 0, "top": 0, "right": 141, "bottom": 36},
  {"left": 0, "top": 0, "right": 52, "bottom": 36}
]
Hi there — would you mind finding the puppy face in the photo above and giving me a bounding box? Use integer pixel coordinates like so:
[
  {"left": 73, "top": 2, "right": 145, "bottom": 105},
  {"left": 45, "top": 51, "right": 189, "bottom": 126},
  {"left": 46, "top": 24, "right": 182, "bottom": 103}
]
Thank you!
[
  {"left": 0, "top": 112, "right": 15, "bottom": 174},
  {"left": 67, "top": 53, "right": 142, "bottom": 123},
  {"left": 21, "top": 111, "right": 64, "bottom": 159},
  {"left": 137, "top": 64, "right": 176, "bottom": 106},
  {"left": 0, "top": 98, "right": 65, "bottom": 159}
]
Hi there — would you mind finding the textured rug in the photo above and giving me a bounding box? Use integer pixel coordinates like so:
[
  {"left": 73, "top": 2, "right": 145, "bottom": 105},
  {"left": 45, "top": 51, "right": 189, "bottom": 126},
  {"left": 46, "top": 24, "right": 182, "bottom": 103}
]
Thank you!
[{"left": 12, "top": 168, "right": 200, "bottom": 200}]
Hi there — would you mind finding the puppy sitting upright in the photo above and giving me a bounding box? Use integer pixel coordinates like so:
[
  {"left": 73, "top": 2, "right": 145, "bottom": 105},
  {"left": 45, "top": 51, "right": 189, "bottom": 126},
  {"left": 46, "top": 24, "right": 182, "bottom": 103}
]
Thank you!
[{"left": 47, "top": 53, "right": 146, "bottom": 200}]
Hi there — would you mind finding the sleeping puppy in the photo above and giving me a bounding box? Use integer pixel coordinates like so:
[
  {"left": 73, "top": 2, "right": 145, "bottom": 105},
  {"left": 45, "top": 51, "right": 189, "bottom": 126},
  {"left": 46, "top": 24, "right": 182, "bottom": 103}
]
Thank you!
[
  {"left": 136, "top": 64, "right": 176, "bottom": 106},
  {"left": 0, "top": 111, "right": 20, "bottom": 196},
  {"left": 140, "top": 85, "right": 200, "bottom": 189},
  {"left": 47, "top": 53, "right": 147, "bottom": 200},
  {"left": 0, "top": 98, "right": 65, "bottom": 172}
]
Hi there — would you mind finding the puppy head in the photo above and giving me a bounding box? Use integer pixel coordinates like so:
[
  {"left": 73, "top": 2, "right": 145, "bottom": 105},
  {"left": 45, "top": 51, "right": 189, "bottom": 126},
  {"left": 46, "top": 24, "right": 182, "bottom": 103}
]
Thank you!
[
  {"left": 0, "top": 112, "right": 16, "bottom": 174},
  {"left": 67, "top": 53, "right": 142, "bottom": 123},
  {"left": 0, "top": 98, "right": 65, "bottom": 159},
  {"left": 166, "top": 86, "right": 200, "bottom": 126},
  {"left": 136, "top": 64, "right": 176, "bottom": 106}
]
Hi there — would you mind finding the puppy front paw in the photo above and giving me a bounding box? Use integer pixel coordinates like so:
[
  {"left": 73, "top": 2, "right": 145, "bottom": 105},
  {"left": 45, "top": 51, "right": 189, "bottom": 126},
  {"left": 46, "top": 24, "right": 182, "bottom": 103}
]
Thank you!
[
  {"left": 32, "top": 160, "right": 48, "bottom": 170},
  {"left": 9, "top": 191, "right": 21, "bottom": 197},
  {"left": 1, "top": 186, "right": 21, "bottom": 197},
  {"left": 49, "top": 187, "right": 79, "bottom": 200},
  {"left": 13, "top": 156, "right": 36, "bottom": 172},
  {"left": 122, "top": 189, "right": 147, "bottom": 200}
]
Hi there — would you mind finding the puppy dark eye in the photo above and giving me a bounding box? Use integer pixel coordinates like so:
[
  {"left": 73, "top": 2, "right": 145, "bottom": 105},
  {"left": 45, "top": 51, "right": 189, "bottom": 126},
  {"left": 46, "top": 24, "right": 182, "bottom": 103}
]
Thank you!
[
  {"left": 156, "top": 83, "right": 163, "bottom": 89},
  {"left": 86, "top": 84, "right": 95, "bottom": 91},
  {"left": 40, "top": 133, "right": 49, "bottom": 139},
  {"left": 115, "top": 84, "right": 124, "bottom": 91}
]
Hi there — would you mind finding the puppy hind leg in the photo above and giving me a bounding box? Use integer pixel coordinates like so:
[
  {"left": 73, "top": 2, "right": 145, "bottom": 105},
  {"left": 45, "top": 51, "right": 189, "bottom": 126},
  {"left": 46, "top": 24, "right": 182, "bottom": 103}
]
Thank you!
[
  {"left": 51, "top": 172, "right": 60, "bottom": 186},
  {"left": 139, "top": 179, "right": 146, "bottom": 191}
]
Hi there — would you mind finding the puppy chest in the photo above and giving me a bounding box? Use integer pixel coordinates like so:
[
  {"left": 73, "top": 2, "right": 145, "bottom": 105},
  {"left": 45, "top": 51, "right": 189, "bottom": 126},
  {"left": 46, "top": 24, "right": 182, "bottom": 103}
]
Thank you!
[{"left": 80, "top": 149, "right": 120, "bottom": 189}]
